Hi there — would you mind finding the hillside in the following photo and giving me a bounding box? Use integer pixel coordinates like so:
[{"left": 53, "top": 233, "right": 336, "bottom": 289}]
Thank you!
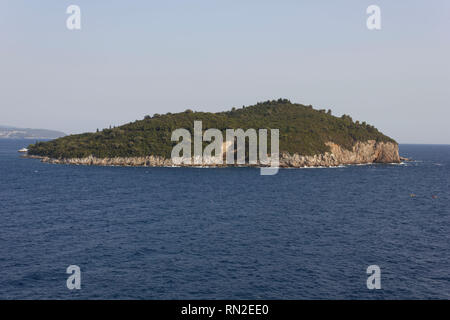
[
  {"left": 27, "top": 99, "right": 396, "bottom": 160},
  {"left": 0, "top": 126, "right": 66, "bottom": 140}
]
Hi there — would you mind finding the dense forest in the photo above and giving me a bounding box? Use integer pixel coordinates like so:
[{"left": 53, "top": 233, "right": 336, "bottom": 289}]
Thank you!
[{"left": 28, "top": 99, "right": 396, "bottom": 159}]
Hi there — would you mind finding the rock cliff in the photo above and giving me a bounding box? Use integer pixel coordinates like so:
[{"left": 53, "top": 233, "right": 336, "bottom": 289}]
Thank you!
[
  {"left": 28, "top": 140, "right": 400, "bottom": 168},
  {"left": 278, "top": 140, "right": 400, "bottom": 167}
]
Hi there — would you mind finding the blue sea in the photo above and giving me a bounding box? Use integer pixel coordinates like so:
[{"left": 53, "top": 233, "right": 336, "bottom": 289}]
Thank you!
[{"left": 0, "top": 139, "right": 448, "bottom": 299}]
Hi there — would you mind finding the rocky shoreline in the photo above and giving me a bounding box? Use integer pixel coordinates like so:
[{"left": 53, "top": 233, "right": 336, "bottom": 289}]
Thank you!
[{"left": 25, "top": 140, "right": 402, "bottom": 168}]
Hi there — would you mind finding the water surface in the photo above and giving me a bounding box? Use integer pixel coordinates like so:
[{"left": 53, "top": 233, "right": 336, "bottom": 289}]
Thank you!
[{"left": 0, "top": 140, "right": 448, "bottom": 299}]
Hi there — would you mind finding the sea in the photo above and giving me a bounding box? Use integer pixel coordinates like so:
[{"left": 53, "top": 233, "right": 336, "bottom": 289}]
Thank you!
[{"left": 0, "top": 139, "right": 448, "bottom": 299}]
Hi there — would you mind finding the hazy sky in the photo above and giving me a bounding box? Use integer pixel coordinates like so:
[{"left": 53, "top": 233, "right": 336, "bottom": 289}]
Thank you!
[{"left": 1, "top": 0, "right": 449, "bottom": 143}]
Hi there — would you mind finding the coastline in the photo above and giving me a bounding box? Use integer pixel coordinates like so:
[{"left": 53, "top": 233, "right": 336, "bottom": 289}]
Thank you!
[{"left": 24, "top": 140, "right": 402, "bottom": 168}]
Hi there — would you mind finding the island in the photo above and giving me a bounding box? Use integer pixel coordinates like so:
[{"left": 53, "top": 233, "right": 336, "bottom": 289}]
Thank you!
[{"left": 26, "top": 99, "right": 401, "bottom": 167}]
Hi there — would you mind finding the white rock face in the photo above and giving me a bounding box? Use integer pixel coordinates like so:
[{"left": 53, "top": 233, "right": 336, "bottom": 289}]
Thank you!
[
  {"left": 32, "top": 140, "right": 400, "bottom": 168},
  {"left": 278, "top": 140, "right": 400, "bottom": 167}
]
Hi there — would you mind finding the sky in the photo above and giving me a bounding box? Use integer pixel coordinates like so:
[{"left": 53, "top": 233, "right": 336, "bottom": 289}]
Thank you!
[{"left": 0, "top": 0, "right": 449, "bottom": 144}]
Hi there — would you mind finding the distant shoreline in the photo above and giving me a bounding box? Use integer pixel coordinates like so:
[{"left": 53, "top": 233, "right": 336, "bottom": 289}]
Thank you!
[{"left": 0, "top": 125, "right": 65, "bottom": 140}]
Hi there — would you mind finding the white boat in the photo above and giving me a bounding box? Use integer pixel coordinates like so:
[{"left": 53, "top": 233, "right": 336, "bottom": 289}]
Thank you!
[{"left": 18, "top": 148, "right": 28, "bottom": 153}]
